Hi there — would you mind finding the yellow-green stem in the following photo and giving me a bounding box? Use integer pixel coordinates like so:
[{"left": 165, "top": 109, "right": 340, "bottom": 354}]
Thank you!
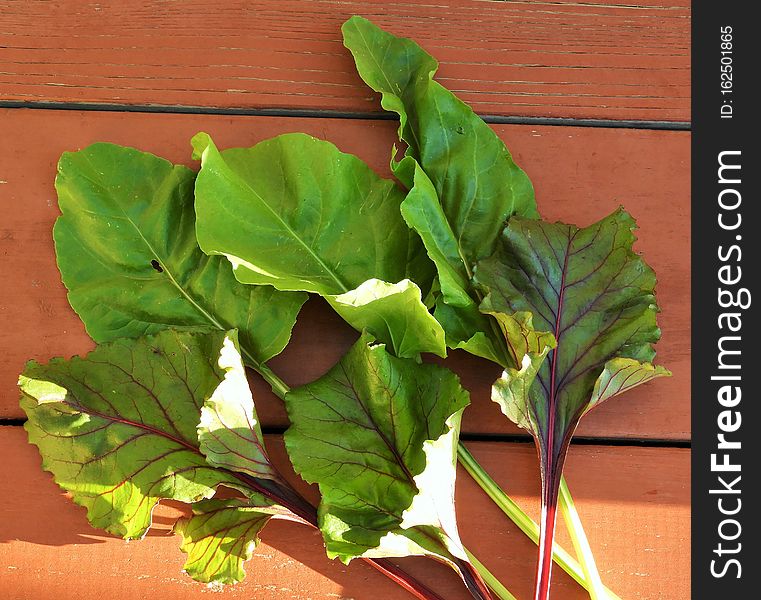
[
  {"left": 464, "top": 547, "right": 517, "bottom": 600},
  {"left": 559, "top": 478, "right": 608, "bottom": 600},
  {"left": 457, "top": 444, "right": 621, "bottom": 600},
  {"left": 242, "top": 350, "right": 290, "bottom": 399}
]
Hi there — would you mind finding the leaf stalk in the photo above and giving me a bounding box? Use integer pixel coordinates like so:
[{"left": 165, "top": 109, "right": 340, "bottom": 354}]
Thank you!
[
  {"left": 236, "top": 466, "right": 447, "bottom": 600},
  {"left": 240, "top": 349, "right": 290, "bottom": 398},
  {"left": 535, "top": 467, "right": 562, "bottom": 600},
  {"left": 463, "top": 548, "right": 516, "bottom": 600},
  {"left": 559, "top": 478, "right": 608, "bottom": 600},
  {"left": 455, "top": 556, "right": 499, "bottom": 600},
  {"left": 456, "top": 444, "right": 620, "bottom": 599}
]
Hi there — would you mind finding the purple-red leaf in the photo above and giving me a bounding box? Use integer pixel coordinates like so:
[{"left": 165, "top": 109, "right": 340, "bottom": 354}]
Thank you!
[
  {"left": 476, "top": 208, "right": 670, "bottom": 600},
  {"left": 19, "top": 329, "right": 267, "bottom": 540}
]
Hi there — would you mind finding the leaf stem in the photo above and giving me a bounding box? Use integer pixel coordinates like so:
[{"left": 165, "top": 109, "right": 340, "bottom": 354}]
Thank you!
[
  {"left": 559, "top": 477, "right": 609, "bottom": 600},
  {"left": 237, "top": 461, "right": 447, "bottom": 600},
  {"left": 368, "top": 559, "right": 448, "bottom": 600},
  {"left": 240, "top": 349, "right": 290, "bottom": 398},
  {"left": 456, "top": 444, "right": 620, "bottom": 599},
  {"left": 463, "top": 548, "right": 516, "bottom": 600},
  {"left": 255, "top": 361, "right": 291, "bottom": 399},
  {"left": 535, "top": 464, "right": 561, "bottom": 600}
]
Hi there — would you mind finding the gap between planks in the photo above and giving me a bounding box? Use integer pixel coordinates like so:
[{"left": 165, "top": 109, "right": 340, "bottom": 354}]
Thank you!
[
  {"left": 0, "top": 421, "right": 690, "bottom": 448},
  {"left": 0, "top": 100, "right": 691, "bottom": 132}
]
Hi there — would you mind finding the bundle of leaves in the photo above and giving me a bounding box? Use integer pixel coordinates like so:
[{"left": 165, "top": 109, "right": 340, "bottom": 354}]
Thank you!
[{"left": 19, "top": 16, "right": 669, "bottom": 600}]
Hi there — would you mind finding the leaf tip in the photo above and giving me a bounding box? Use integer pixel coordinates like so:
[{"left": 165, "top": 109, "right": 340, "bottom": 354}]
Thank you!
[
  {"left": 654, "top": 364, "right": 673, "bottom": 378},
  {"left": 341, "top": 14, "right": 370, "bottom": 37},
  {"left": 191, "top": 132, "right": 213, "bottom": 161}
]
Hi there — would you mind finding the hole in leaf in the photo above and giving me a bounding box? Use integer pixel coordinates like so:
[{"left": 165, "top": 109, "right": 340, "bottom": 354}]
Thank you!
[{"left": 151, "top": 259, "right": 163, "bottom": 273}]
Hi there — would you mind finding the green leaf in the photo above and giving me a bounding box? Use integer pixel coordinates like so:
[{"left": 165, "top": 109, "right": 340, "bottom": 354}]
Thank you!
[
  {"left": 491, "top": 345, "right": 553, "bottom": 434},
  {"left": 192, "top": 132, "right": 440, "bottom": 357},
  {"left": 585, "top": 357, "right": 671, "bottom": 416},
  {"left": 477, "top": 208, "right": 669, "bottom": 433},
  {"left": 342, "top": 17, "right": 537, "bottom": 255},
  {"left": 342, "top": 17, "right": 537, "bottom": 357},
  {"left": 327, "top": 279, "right": 447, "bottom": 358},
  {"left": 54, "top": 143, "right": 306, "bottom": 367},
  {"left": 476, "top": 208, "right": 670, "bottom": 594},
  {"left": 395, "top": 160, "right": 474, "bottom": 307},
  {"left": 479, "top": 299, "right": 557, "bottom": 371},
  {"left": 433, "top": 297, "right": 505, "bottom": 365},
  {"left": 19, "top": 329, "right": 253, "bottom": 539},
  {"left": 341, "top": 16, "right": 539, "bottom": 357},
  {"left": 192, "top": 132, "right": 431, "bottom": 296},
  {"left": 176, "top": 498, "right": 287, "bottom": 584},
  {"left": 396, "top": 160, "right": 509, "bottom": 362},
  {"left": 283, "top": 334, "right": 469, "bottom": 567}
]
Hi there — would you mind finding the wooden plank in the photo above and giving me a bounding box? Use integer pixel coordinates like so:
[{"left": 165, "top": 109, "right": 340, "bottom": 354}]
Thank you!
[
  {"left": 0, "top": 108, "right": 689, "bottom": 440},
  {"left": 0, "top": 426, "right": 690, "bottom": 599},
  {"left": 0, "top": 0, "right": 690, "bottom": 122}
]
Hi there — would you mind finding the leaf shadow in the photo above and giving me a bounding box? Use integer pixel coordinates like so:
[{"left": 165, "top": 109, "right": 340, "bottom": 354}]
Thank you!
[{"left": 1, "top": 441, "right": 467, "bottom": 599}]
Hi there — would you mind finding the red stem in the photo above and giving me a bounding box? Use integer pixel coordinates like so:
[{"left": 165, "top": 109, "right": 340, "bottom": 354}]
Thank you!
[
  {"left": 534, "top": 479, "right": 559, "bottom": 600},
  {"left": 237, "top": 472, "right": 445, "bottom": 600},
  {"left": 456, "top": 558, "right": 495, "bottom": 600},
  {"left": 533, "top": 444, "right": 568, "bottom": 600},
  {"left": 367, "top": 559, "right": 447, "bottom": 600},
  {"left": 534, "top": 236, "right": 573, "bottom": 600}
]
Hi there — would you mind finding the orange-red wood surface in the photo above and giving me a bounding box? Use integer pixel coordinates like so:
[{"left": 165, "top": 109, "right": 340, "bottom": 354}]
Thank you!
[
  {"left": 0, "top": 0, "right": 690, "bottom": 122},
  {"left": 0, "top": 109, "right": 689, "bottom": 440},
  {"left": 0, "top": 427, "right": 690, "bottom": 600},
  {"left": 0, "top": 2, "right": 691, "bottom": 598}
]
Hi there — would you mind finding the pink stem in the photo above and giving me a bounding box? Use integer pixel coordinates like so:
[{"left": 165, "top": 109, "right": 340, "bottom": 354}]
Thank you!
[
  {"left": 534, "top": 485, "right": 559, "bottom": 600},
  {"left": 533, "top": 445, "right": 567, "bottom": 600}
]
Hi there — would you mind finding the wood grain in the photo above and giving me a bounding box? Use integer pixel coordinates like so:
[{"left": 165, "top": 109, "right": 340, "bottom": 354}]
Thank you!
[
  {"left": 0, "top": 0, "right": 690, "bottom": 122},
  {"left": 0, "top": 108, "right": 689, "bottom": 440},
  {"left": 0, "top": 426, "right": 690, "bottom": 600}
]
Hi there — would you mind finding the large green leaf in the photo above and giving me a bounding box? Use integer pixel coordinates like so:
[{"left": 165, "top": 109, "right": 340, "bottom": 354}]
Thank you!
[
  {"left": 192, "top": 132, "right": 427, "bottom": 296},
  {"left": 475, "top": 208, "right": 670, "bottom": 594},
  {"left": 284, "top": 334, "right": 469, "bottom": 567},
  {"left": 342, "top": 17, "right": 537, "bottom": 357},
  {"left": 342, "top": 16, "right": 537, "bottom": 257},
  {"left": 176, "top": 498, "right": 290, "bottom": 584},
  {"left": 192, "top": 132, "right": 441, "bottom": 358},
  {"left": 54, "top": 143, "right": 306, "bottom": 368},
  {"left": 19, "top": 329, "right": 262, "bottom": 539}
]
